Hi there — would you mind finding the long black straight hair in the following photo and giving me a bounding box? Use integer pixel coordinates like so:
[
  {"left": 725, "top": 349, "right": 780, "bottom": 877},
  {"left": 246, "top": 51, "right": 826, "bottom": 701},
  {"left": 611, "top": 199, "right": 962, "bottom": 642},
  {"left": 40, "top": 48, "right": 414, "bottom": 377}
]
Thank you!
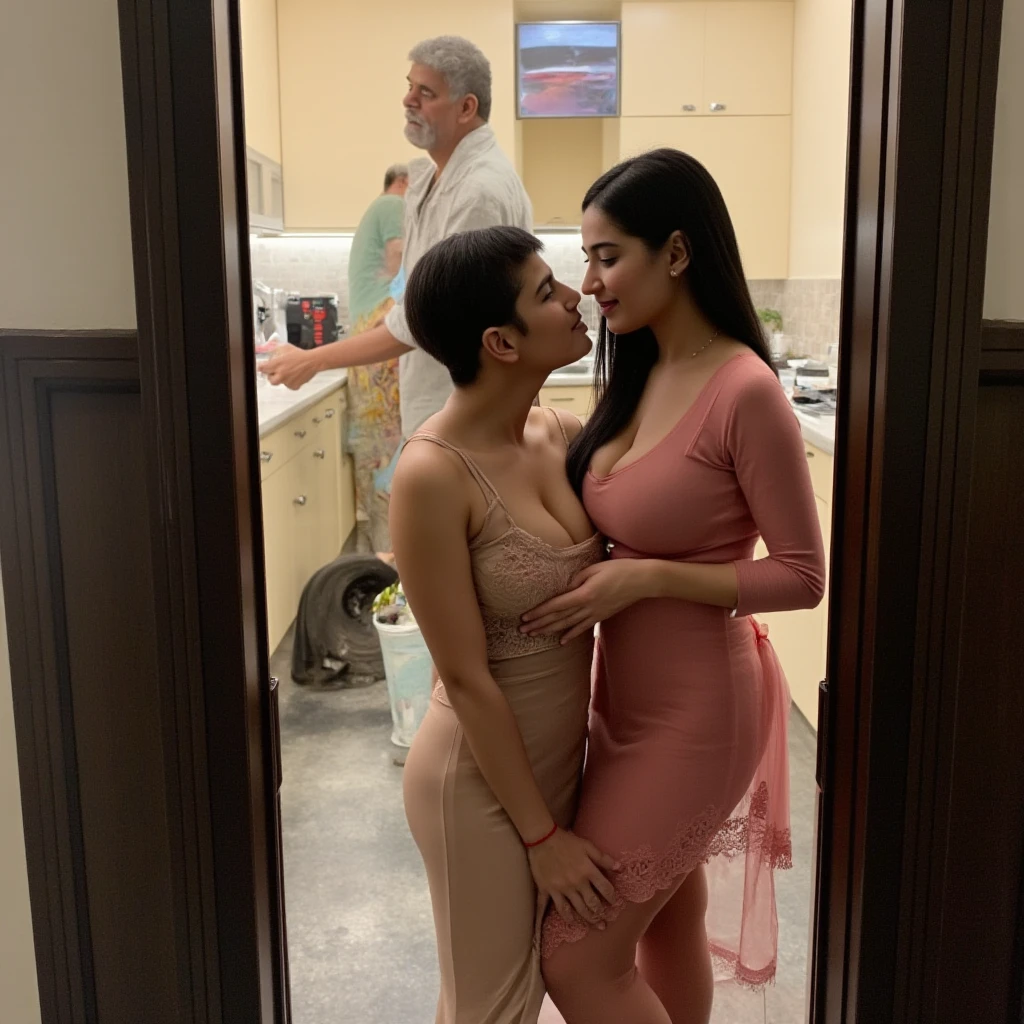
[{"left": 566, "top": 149, "right": 775, "bottom": 495}]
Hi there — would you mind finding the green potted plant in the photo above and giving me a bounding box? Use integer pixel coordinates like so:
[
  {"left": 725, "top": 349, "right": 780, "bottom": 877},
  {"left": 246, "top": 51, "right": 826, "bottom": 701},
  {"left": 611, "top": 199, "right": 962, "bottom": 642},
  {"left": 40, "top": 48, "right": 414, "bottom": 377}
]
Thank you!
[
  {"left": 757, "top": 308, "right": 785, "bottom": 360},
  {"left": 757, "top": 308, "right": 783, "bottom": 336}
]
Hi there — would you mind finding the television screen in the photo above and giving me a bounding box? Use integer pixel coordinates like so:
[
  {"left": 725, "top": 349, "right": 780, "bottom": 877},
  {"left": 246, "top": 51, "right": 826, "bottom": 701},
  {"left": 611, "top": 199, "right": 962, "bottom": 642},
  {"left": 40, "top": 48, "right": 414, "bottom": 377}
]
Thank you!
[{"left": 516, "top": 21, "right": 621, "bottom": 119}]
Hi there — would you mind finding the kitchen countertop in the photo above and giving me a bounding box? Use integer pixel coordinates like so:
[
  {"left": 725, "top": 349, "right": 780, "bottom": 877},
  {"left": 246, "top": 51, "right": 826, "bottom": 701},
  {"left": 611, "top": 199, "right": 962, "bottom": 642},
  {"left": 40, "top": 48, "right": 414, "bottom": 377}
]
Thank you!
[
  {"left": 257, "top": 369, "right": 348, "bottom": 437},
  {"left": 544, "top": 333, "right": 598, "bottom": 387},
  {"left": 792, "top": 406, "right": 835, "bottom": 455},
  {"left": 544, "top": 368, "right": 596, "bottom": 387},
  {"left": 543, "top": 354, "right": 837, "bottom": 455},
  {"left": 260, "top": 358, "right": 835, "bottom": 454}
]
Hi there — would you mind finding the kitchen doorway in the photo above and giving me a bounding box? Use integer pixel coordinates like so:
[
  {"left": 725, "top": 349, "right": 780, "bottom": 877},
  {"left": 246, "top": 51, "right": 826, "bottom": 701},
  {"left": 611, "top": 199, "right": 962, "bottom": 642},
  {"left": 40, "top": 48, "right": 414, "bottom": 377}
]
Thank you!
[
  {"left": 238, "top": 1, "right": 849, "bottom": 1018},
  {"left": 0, "top": 0, "right": 1003, "bottom": 1020}
]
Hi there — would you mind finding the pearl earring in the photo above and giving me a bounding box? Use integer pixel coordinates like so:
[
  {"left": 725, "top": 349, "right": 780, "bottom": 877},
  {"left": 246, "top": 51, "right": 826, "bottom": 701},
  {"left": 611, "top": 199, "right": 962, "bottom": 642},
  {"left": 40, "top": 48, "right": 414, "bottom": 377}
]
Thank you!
[{"left": 670, "top": 270, "right": 678, "bottom": 277}]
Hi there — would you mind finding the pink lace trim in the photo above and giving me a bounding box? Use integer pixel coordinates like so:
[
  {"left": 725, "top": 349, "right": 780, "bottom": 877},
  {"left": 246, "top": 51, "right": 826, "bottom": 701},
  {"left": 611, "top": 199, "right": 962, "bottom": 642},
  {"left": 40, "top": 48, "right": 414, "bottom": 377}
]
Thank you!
[
  {"left": 710, "top": 943, "right": 779, "bottom": 991},
  {"left": 540, "top": 780, "right": 792, "bottom": 978}
]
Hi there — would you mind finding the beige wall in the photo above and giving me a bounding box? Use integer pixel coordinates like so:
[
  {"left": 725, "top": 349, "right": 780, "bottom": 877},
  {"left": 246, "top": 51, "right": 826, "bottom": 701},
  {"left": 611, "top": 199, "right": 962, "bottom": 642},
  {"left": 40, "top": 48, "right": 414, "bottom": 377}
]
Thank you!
[
  {"left": 240, "top": 0, "right": 283, "bottom": 163},
  {"left": 787, "top": 0, "right": 852, "bottom": 278},
  {"left": 522, "top": 119, "right": 607, "bottom": 225},
  {"left": 278, "top": 0, "right": 516, "bottom": 229},
  {"left": 0, "top": 0, "right": 136, "bottom": 331},
  {"left": 517, "top": 0, "right": 621, "bottom": 22},
  {"left": 0, "top": 0, "right": 137, "bottom": 1018},
  {"left": 0, "top": 558, "right": 40, "bottom": 1024},
  {"left": 984, "top": 0, "right": 1023, "bottom": 320}
]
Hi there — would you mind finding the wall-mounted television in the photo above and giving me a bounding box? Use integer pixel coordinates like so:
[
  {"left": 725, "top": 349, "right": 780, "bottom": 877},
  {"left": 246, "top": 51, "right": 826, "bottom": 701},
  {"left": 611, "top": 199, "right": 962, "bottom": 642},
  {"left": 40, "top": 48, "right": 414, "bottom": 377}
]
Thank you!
[{"left": 516, "top": 21, "right": 621, "bottom": 119}]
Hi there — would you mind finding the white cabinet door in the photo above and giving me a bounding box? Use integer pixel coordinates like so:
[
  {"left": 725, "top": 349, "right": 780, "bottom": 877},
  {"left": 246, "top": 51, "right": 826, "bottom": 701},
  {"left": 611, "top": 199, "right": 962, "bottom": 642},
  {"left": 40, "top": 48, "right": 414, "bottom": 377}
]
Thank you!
[
  {"left": 262, "top": 454, "right": 306, "bottom": 653},
  {"left": 702, "top": 2, "right": 794, "bottom": 117},
  {"left": 621, "top": 2, "right": 793, "bottom": 118},
  {"left": 621, "top": 2, "right": 706, "bottom": 117}
]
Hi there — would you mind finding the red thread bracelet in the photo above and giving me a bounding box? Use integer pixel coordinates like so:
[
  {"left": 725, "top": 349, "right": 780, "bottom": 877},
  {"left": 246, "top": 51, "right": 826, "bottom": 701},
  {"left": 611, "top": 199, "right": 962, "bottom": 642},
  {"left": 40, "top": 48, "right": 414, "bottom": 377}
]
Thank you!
[{"left": 524, "top": 823, "right": 558, "bottom": 848}]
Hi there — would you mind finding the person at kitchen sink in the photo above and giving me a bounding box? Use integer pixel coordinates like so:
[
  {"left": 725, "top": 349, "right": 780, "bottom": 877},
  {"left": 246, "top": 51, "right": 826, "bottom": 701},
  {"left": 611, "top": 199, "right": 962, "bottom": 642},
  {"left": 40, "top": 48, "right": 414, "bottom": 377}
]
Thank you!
[{"left": 260, "top": 35, "right": 532, "bottom": 478}]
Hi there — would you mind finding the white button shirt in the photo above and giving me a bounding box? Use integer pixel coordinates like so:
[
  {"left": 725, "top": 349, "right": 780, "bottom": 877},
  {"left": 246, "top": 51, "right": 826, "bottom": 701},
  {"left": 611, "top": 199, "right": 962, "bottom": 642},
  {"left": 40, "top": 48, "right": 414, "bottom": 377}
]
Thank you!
[{"left": 385, "top": 124, "right": 533, "bottom": 435}]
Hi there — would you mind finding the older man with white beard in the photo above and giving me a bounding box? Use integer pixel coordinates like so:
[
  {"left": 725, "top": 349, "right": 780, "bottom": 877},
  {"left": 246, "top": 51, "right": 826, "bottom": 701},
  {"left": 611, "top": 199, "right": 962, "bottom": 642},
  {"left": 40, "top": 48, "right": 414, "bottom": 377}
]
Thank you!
[{"left": 261, "top": 35, "right": 533, "bottom": 438}]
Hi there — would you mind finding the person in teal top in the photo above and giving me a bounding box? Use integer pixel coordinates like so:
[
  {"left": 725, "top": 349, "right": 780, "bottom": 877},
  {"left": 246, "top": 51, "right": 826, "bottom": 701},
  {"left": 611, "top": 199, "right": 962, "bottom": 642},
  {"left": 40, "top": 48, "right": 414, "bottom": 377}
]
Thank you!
[
  {"left": 346, "top": 164, "right": 408, "bottom": 553},
  {"left": 348, "top": 165, "right": 407, "bottom": 322}
]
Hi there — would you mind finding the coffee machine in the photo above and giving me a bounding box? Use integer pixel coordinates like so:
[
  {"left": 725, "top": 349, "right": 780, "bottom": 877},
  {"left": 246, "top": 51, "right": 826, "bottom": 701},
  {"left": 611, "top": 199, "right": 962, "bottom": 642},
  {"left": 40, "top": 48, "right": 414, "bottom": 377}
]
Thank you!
[{"left": 285, "top": 294, "right": 341, "bottom": 350}]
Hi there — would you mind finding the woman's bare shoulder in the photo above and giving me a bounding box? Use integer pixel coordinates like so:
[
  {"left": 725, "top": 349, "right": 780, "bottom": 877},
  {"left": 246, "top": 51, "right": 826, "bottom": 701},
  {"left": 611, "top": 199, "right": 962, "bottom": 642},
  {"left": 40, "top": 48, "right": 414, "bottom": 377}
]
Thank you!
[
  {"left": 393, "top": 437, "right": 466, "bottom": 501},
  {"left": 530, "top": 403, "right": 583, "bottom": 449}
]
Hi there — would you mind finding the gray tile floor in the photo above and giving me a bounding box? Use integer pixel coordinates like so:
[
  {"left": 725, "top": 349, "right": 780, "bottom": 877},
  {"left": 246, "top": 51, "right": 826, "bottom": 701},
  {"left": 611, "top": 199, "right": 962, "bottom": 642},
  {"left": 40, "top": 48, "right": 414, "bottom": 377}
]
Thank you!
[{"left": 274, "top": 629, "right": 818, "bottom": 1024}]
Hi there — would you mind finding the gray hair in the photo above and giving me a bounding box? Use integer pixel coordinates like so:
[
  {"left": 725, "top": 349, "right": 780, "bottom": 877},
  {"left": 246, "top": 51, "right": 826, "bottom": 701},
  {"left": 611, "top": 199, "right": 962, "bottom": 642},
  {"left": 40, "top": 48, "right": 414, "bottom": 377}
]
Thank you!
[
  {"left": 408, "top": 36, "right": 492, "bottom": 123},
  {"left": 383, "top": 163, "right": 409, "bottom": 190}
]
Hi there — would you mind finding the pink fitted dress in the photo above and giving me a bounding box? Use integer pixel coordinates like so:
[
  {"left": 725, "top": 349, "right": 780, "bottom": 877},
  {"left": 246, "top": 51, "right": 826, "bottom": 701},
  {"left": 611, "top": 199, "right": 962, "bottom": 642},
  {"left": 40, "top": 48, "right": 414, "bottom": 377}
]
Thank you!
[{"left": 542, "top": 353, "right": 826, "bottom": 987}]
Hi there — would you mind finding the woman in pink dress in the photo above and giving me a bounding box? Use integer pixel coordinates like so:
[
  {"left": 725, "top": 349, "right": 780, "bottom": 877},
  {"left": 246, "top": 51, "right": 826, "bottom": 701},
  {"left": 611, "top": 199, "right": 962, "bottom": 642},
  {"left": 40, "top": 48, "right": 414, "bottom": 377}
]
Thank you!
[{"left": 522, "top": 149, "right": 826, "bottom": 1023}]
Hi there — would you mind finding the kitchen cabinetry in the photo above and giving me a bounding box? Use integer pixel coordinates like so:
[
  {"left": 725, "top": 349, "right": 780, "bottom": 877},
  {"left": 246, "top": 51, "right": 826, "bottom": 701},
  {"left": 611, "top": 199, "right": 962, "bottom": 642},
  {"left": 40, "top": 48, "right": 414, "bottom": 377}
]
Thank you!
[
  {"left": 247, "top": 147, "right": 285, "bottom": 234},
  {"left": 754, "top": 440, "right": 833, "bottom": 729},
  {"left": 240, "top": 0, "right": 283, "bottom": 162},
  {"left": 260, "top": 387, "right": 356, "bottom": 652},
  {"left": 240, "top": 0, "right": 285, "bottom": 232},
  {"left": 702, "top": 3, "right": 794, "bottom": 117},
  {"left": 538, "top": 385, "right": 594, "bottom": 421},
  {"left": 621, "top": 3, "right": 707, "bottom": 117},
  {"left": 618, "top": 115, "right": 792, "bottom": 279},
  {"left": 622, "top": 2, "right": 793, "bottom": 118}
]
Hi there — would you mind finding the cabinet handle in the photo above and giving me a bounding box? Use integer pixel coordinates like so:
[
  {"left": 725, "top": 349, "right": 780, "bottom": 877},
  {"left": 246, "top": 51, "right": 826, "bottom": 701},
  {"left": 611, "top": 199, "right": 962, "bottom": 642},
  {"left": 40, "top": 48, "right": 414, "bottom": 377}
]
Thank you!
[
  {"left": 681, "top": 104, "right": 696, "bottom": 112},
  {"left": 709, "top": 102, "right": 727, "bottom": 112},
  {"left": 324, "top": 408, "right": 335, "bottom": 418},
  {"left": 313, "top": 449, "right": 325, "bottom": 459},
  {"left": 312, "top": 416, "right": 322, "bottom": 425},
  {"left": 806, "top": 450, "right": 815, "bottom": 459},
  {"left": 293, "top": 495, "right": 307, "bottom": 506},
  {"left": 294, "top": 429, "right": 307, "bottom": 439},
  {"left": 548, "top": 396, "right": 574, "bottom": 403},
  {"left": 260, "top": 451, "right": 273, "bottom": 463}
]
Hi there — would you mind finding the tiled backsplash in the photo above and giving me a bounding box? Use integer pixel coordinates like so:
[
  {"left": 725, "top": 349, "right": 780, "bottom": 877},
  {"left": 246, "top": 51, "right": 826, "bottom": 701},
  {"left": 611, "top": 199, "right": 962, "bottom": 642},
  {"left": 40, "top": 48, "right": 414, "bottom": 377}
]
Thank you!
[
  {"left": 250, "top": 231, "right": 840, "bottom": 358},
  {"left": 250, "top": 234, "right": 355, "bottom": 323},
  {"left": 749, "top": 278, "right": 841, "bottom": 361}
]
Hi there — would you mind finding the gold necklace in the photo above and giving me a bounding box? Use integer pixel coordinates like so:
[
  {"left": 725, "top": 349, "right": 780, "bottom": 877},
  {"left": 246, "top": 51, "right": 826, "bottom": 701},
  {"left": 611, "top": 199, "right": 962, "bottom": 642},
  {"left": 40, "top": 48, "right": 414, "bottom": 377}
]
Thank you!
[{"left": 691, "top": 329, "right": 720, "bottom": 359}]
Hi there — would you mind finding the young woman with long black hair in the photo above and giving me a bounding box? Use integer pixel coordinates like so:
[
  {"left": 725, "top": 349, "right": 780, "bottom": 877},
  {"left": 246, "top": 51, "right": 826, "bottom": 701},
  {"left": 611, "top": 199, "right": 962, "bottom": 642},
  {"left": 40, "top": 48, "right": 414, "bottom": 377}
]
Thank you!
[{"left": 523, "top": 150, "right": 826, "bottom": 1023}]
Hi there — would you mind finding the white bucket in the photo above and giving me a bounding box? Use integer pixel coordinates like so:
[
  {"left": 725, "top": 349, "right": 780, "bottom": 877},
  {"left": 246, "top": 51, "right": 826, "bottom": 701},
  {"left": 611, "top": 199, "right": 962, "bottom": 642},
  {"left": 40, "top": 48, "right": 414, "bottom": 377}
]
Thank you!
[{"left": 373, "top": 618, "right": 433, "bottom": 747}]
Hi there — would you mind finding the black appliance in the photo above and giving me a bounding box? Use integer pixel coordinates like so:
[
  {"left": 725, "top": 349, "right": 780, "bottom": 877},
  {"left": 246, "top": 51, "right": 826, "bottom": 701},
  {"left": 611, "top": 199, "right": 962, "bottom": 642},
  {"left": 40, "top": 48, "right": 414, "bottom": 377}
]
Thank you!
[{"left": 285, "top": 294, "right": 341, "bottom": 349}]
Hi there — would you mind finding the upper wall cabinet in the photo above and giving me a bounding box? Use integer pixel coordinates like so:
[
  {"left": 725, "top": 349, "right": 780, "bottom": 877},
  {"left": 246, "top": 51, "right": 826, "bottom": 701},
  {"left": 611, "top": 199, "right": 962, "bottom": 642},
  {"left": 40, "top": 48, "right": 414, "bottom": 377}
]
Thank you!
[
  {"left": 240, "top": 0, "right": 283, "bottom": 163},
  {"left": 702, "top": 2, "right": 794, "bottom": 116},
  {"left": 621, "top": 3, "right": 707, "bottom": 117},
  {"left": 247, "top": 147, "right": 285, "bottom": 234},
  {"left": 240, "top": 0, "right": 285, "bottom": 232},
  {"left": 622, "top": 2, "right": 794, "bottom": 118}
]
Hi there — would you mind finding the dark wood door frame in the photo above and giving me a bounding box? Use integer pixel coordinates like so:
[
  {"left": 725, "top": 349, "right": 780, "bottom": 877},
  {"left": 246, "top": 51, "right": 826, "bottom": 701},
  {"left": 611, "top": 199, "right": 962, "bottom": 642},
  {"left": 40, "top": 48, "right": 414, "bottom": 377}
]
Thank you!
[
  {"left": 811, "top": 0, "right": 1008, "bottom": 1020},
  {"left": 0, "top": 0, "right": 1014, "bottom": 1020},
  {"left": 115, "top": 0, "right": 288, "bottom": 1020}
]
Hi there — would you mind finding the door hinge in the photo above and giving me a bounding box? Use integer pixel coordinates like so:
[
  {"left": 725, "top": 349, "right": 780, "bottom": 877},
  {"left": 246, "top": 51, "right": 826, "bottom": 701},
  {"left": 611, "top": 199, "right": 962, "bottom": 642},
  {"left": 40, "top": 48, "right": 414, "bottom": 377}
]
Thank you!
[{"left": 815, "top": 678, "right": 829, "bottom": 792}]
